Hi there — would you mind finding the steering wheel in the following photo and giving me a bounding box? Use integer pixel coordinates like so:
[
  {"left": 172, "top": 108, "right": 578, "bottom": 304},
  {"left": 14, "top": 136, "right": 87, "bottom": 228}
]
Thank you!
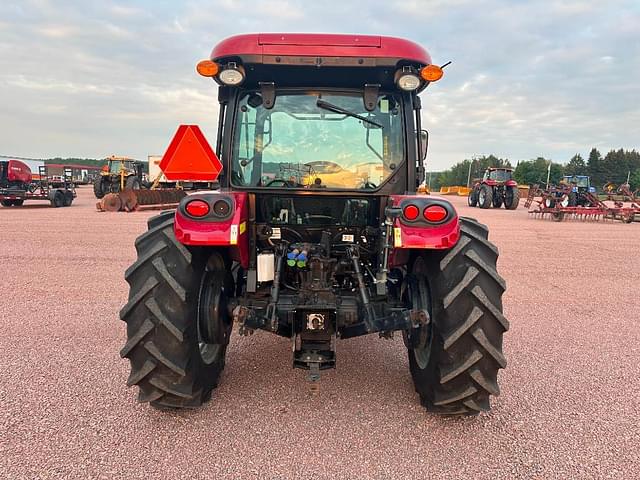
[
  {"left": 264, "top": 179, "right": 297, "bottom": 188},
  {"left": 305, "top": 161, "right": 343, "bottom": 173}
]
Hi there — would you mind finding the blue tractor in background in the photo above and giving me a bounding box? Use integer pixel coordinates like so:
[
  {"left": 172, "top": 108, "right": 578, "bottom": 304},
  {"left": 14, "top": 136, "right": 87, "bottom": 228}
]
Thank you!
[{"left": 562, "top": 175, "right": 596, "bottom": 206}]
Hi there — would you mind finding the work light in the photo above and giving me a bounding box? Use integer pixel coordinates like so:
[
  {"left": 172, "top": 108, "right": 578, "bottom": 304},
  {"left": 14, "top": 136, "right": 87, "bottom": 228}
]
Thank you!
[
  {"left": 219, "top": 63, "right": 245, "bottom": 86},
  {"left": 395, "top": 66, "right": 421, "bottom": 91}
]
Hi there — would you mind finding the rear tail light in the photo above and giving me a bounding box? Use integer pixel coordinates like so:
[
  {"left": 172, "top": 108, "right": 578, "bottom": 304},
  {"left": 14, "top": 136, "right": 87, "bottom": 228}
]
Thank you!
[
  {"left": 423, "top": 205, "right": 448, "bottom": 223},
  {"left": 185, "top": 199, "right": 210, "bottom": 217},
  {"left": 403, "top": 204, "right": 420, "bottom": 221}
]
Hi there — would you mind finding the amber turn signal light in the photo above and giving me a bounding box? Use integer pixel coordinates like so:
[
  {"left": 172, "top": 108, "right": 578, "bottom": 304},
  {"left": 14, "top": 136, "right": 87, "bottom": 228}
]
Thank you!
[
  {"left": 196, "top": 60, "right": 220, "bottom": 77},
  {"left": 420, "top": 64, "right": 444, "bottom": 82}
]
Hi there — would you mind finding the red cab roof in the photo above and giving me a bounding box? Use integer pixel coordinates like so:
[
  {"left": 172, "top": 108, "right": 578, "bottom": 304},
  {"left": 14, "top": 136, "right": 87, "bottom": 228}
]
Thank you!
[{"left": 211, "top": 33, "right": 432, "bottom": 65}]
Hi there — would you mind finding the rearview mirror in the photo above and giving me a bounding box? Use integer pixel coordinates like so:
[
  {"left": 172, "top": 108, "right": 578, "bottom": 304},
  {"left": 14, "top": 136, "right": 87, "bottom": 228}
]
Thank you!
[{"left": 420, "top": 130, "right": 429, "bottom": 160}]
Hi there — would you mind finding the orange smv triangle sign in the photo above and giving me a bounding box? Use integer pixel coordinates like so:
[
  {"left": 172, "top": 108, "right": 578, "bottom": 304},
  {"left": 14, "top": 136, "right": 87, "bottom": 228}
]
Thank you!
[{"left": 159, "top": 125, "right": 222, "bottom": 182}]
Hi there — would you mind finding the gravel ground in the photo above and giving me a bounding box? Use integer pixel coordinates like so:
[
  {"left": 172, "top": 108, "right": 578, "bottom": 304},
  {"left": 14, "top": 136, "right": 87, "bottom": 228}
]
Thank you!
[{"left": 1, "top": 187, "right": 639, "bottom": 479}]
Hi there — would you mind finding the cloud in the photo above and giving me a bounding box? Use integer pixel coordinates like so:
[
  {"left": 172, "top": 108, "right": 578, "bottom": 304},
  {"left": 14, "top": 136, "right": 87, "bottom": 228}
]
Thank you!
[{"left": 0, "top": 0, "right": 637, "bottom": 168}]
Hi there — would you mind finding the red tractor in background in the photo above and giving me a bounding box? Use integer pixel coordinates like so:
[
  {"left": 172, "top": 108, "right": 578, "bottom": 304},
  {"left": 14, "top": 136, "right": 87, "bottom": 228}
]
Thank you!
[
  {"left": 120, "top": 34, "right": 508, "bottom": 416},
  {"left": 468, "top": 167, "right": 519, "bottom": 209}
]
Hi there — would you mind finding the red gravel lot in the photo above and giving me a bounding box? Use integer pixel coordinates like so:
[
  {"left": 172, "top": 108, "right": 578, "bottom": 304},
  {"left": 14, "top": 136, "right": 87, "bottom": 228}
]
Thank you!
[{"left": 1, "top": 187, "right": 639, "bottom": 479}]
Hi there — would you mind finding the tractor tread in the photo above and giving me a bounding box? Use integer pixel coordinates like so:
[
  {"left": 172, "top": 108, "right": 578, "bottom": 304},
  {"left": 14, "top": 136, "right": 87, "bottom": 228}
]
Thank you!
[
  {"left": 119, "top": 318, "right": 154, "bottom": 358},
  {"left": 463, "top": 398, "right": 488, "bottom": 412},
  {"left": 124, "top": 240, "right": 168, "bottom": 281},
  {"left": 471, "top": 286, "right": 510, "bottom": 331},
  {"left": 443, "top": 306, "right": 483, "bottom": 349},
  {"left": 119, "top": 277, "right": 159, "bottom": 319},
  {"left": 144, "top": 341, "right": 188, "bottom": 376},
  {"left": 472, "top": 329, "right": 507, "bottom": 368},
  {"left": 440, "top": 349, "right": 483, "bottom": 384},
  {"left": 439, "top": 236, "right": 470, "bottom": 270},
  {"left": 470, "top": 367, "right": 500, "bottom": 396},
  {"left": 126, "top": 359, "right": 156, "bottom": 387},
  {"left": 134, "top": 219, "right": 174, "bottom": 251},
  {"left": 151, "top": 257, "right": 187, "bottom": 302},
  {"left": 145, "top": 297, "right": 185, "bottom": 342},
  {"left": 147, "top": 210, "right": 176, "bottom": 230},
  {"left": 460, "top": 217, "right": 489, "bottom": 235},
  {"left": 138, "top": 387, "right": 164, "bottom": 403},
  {"left": 465, "top": 250, "right": 506, "bottom": 291},
  {"left": 460, "top": 223, "right": 497, "bottom": 256},
  {"left": 443, "top": 266, "right": 478, "bottom": 309},
  {"left": 161, "top": 226, "right": 192, "bottom": 263},
  {"left": 433, "top": 385, "right": 477, "bottom": 405},
  {"left": 148, "top": 377, "right": 196, "bottom": 399},
  {"left": 151, "top": 389, "right": 205, "bottom": 409}
]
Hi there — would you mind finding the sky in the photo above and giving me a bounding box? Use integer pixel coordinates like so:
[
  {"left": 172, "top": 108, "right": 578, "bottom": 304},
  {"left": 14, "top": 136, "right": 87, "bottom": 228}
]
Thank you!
[{"left": 0, "top": 0, "right": 638, "bottom": 170}]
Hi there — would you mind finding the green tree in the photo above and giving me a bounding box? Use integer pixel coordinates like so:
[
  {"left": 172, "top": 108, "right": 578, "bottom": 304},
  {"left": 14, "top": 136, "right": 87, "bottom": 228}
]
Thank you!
[
  {"left": 514, "top": 157, "right": 562, "bottom": 186},
  {"left": 630, "top": 170, "right": 640, "bottom": 190},
  {"left": 565, "top": 154, "right": 586, "bottom": 176},
  {"left": 44, "top": 157, "right": 108, "bottom": 167},
  {"left": 586, "top": 148, "right": 603, "bottom": 187},
  {"left": 436, "top": 154, "right": 512, "bottom": 187}
]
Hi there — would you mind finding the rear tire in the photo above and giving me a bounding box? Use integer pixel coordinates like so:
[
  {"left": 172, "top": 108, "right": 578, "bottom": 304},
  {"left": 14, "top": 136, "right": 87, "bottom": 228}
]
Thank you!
[
  {"left": 408, "top": 217, "right": 508, "bottom": 415},
  {"left": 50, "top": 190, "right": 64, "bottom": 208},
  {"left": 13, "top": 199, "right": 24, "bottom": 206},
  {"left": 63, "top": 190, "right": 73, "bottom": 206},
  {"left": 125, "top": 176, "right": 141, "bottom": 190},
  {"left": 120, "top": 213, "right": 230, "bottom": 408},
  {"left": 467, "top": 189, "right": 478, "bottom": 207},
  {"left": 93, "top": 178, "right": 107, "bottom": 199},
  {"left": 1, "top": 199, "right": 13, "bottom": 207},
  {"left": 504, "top": 186, "right": 520, "bottom": 209},
  {"left": 478, "top": 185, "right": 493, "bottom": 209}
]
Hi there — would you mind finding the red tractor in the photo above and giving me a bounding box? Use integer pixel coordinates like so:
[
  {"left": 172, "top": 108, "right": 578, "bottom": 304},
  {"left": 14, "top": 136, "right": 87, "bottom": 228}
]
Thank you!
[
  {"left": 120, "top": 34, "right": 508, "bottom": 415},
  {"left": 468, "top": 167, "right": 519, "bottom": 209}
]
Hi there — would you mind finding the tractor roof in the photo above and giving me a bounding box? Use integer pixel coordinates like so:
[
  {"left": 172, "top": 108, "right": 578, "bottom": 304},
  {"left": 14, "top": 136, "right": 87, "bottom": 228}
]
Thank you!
[
  {"left": 210, "top": 33, "right": 432, "bottom": 66},
  {"left": 488, "top": 167, "right": 513, "bottom": 172}
]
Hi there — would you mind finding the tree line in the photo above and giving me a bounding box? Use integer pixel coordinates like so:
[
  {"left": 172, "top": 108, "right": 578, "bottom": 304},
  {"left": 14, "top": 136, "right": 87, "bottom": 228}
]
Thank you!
[
  {"left": 44, "top": 157, "right": 108, "bottom": 167},
  {"left": 427, "top": 148, "right": 640, "bottom": 191}
]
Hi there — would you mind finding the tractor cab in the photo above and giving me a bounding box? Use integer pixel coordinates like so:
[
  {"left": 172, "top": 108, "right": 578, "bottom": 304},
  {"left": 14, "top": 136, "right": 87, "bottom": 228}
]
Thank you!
[
  {"left": 482, "top": 167, "right": 514, "bottom": 185},
  {"left": 197, "top": 33, "right": 444, "bottom": 198},
  {"left": 562, "top": 175, "right": 595, "bottom": 193},
  {"left": 106, "top": 157, "right": 142, "bottom": 176}
]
